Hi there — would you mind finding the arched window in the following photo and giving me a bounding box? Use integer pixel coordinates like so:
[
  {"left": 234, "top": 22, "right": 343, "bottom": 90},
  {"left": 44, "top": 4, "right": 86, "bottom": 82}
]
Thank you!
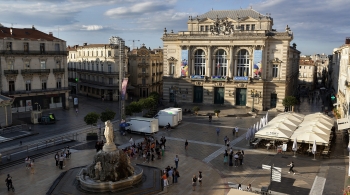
[
  {"left": 237, "top": 49, "right": 250, "bottom": 76},
  {"left": 215, "top": 49, "right": 227, "bottom": 76},
  {"left": 194, "top": 49, "right": 206, "bottom": 75}
]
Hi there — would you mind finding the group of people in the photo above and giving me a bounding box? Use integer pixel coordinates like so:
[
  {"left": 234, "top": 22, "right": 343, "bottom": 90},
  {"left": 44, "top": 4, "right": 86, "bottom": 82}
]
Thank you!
[
  {"left": 161, "top": 165, "right": 180, "bottom": 187},
  {"left": 223, "top": 149, "right": 244, "bottom": 167},
  {"left": 95, "top": 140, "right": 104, "bottom": 152},
  {"left": 54, "top": 146, "right": 71, "bottom": 170},
  {"left": 191, "top": 171, "right": 203, "bottom": 191},
  {"left": 24, "top": 156, "right": 35, "bottom": 174}
]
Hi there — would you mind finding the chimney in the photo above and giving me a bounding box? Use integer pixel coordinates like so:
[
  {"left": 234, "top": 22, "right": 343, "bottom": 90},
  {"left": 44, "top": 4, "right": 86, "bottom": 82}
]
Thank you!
[
  {"left": 49, "top": 32, "right": 53, "bottom": 36},
  {"left": 32, "top": 25, "right": 35, "bottom": 29},
  {"left": 346, "top": 37, "right": 350, "bottom": 44},
  {"left": 83, "top": 43, "right": 87, "bottom": 46},
  {"left": 10, "top": 27, "right": 12, "bottom": 35}
]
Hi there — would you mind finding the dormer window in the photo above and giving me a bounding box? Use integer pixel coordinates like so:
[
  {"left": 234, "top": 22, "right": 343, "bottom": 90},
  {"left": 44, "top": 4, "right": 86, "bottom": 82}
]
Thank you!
[
  {"left": 40, "top": 43, "right": 45, "bottom": 54},
  {"left": 24, "top": 43, "right": 29, "bottom": 52},
  {"left": 6, "top": 42, "right": 12, "bottom": 51}
]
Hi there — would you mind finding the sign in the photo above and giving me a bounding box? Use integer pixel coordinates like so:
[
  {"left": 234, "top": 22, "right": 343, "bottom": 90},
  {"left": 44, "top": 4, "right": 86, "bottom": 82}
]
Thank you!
[
  {"left": 190, "top": 75, "right": 205, "bottom": 80},
  {"left": 121, "top": 78, "right": 128, "bottom": 100},
  {"left": 73, "top": 98, "right": 78, "bottom": 106},
  {"left": 233, "top": 76, "right": 248, "bottom": 81},
  {"left": 253, "top": 50, "right": 262, "bottom": 78},
  {"left": 272, "top": 167, "right": 282, "bottom": 182},
  {"left": 181, "top": 50, "right": 188, "bottom": 77},
  {"left": 212, "top": 76, "right": 226, "bottom": 80},
  {"left": 26, "top": 100, "right": 32, "bottom": 107},
  {"left": 282, "top": 143, "right": 287, "bottom": 152},
  {"left": 262, "top": 164, "right": 271, "bottom": 170}
]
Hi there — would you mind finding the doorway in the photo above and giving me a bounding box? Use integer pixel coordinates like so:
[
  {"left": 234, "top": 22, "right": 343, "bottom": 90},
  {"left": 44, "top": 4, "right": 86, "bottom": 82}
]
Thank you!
[
  {"left": 214, "top": 87, "right": 224, "bottom": 104},
  {"left": 270, "top": 93, "right": 277, "bottom": 108},
  {"left": 236, "top": 88, "right": 247, "bottom": 106},
  {"left": 193, "top": 86, "right": 203, "bottom": 103}
]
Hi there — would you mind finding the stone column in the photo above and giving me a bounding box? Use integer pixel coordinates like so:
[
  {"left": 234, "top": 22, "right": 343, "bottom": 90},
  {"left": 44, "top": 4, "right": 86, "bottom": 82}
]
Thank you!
[
  {"left": 207, "top": 46, "right": 211, "bottom": 77},
  {"left": 229, "top": 46, "right": 234, "bottom": 77}
]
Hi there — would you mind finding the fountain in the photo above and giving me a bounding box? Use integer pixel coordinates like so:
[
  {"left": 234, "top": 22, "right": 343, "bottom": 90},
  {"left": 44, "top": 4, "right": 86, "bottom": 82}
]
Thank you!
[{"left": 77, "top": 120, "right": 143, "bottom": 192}]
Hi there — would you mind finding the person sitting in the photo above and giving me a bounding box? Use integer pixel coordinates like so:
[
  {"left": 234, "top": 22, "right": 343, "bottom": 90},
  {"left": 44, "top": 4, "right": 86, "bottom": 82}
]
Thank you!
[
  {"left": 164, "top": 123, "right": 171, "bottom": 130},
  {"left": 238, "top": 183, "right": 242, "bottom": 190},
  {"left": 246, "top": 183, "right": 252, "bottom": 191}
]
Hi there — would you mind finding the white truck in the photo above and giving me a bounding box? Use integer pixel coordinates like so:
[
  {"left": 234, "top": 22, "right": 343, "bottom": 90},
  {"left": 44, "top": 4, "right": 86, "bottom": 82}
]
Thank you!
[
  {"left": 154, "top": 111, "right": 178, "bottom": 127},
  {"left": 124, "top": 117, "right": 159, "bottom": 134},
  {"left": 164, "top": 107, "right": 182, "bottom": 122}
]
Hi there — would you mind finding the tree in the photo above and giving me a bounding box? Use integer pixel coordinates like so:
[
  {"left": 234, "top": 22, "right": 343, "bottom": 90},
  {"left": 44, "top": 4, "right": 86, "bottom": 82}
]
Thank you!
[
  {"left": 282, "top": 96, "right": 298, "bottom": 111},
  {"left": 100, "top": 109, "right": 116, "bottom": 122},
  {"left": 84, "top": 112, "right": 100, "bottom": 126}
]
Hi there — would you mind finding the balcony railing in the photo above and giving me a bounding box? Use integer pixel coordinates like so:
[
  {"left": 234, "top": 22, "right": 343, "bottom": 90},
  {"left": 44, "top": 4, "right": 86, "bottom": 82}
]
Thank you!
[
  {"left": 21, "top": 69, "right": 50, "bottom": 74},
  {"left": 1, "top": 87, "right": 69, "bottom": 96},
  {"left": 0, "top": 50, "right": 67, "bottom": 56},
  {"left": 53, "top": 68, "right": 65, "bottom": 73},
  {"left": 4, "top": 70, "right": 19, "bottom": 75},
  {"left": 76, "top": 69, "right": 118, "bottom": 75},
  {"left": 138, "top": 63, "right": 149, "bottom": 67},
  {"left": 68, "top": 67, "right": 76, "bottom": 71},
  {"left": 138, "top": 73, "right": 150, "bottom": 77},
  {"left": 80, "top": 79, "right": 117, "bottom": 87}
]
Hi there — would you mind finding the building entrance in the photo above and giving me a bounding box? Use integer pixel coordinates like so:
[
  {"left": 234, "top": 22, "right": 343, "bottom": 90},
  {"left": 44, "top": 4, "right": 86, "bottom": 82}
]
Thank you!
[
  {"left": 214, "top": 87, "right": 224, "bottom": 104},
  {"left": 236, "top": 88, "right": 247, "bottom": 106},
  {"left": 270, "top": 93, "right": 277, "bottom": 108},
  {"left": 193, "top": 86, "right": 203, "bottom": 103}
]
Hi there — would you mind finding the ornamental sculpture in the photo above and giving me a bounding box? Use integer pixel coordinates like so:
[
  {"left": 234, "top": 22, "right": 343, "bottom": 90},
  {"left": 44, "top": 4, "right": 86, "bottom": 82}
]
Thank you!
[{"left": 211, "top": 16, "right": 233, "bottom": 35}]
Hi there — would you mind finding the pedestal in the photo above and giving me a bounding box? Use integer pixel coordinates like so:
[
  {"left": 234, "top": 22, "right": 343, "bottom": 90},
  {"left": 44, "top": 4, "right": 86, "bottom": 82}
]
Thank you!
[{"left": 103, "top": 143, "right": 117, "bottom": 152}]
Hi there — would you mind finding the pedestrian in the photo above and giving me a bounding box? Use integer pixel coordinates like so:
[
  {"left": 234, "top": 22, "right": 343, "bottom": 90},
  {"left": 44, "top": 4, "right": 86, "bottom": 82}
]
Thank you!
[
  {"left": 198, "top": 171, "right": 202, "bottom": 186},
  {"left": 241, "top": 150, "right": 244, "bottom": 164},
  {"left": 288, "top": 161, "right": 295, "bottom": 174},
  {"left": 192, "top": 174, "right": 197, "bottom": 191},
  {"left": 229, "top": 151, "right": 233, "bottom": 166},
  {"left": 216, "top": 127, "right": 220, "bottom": 136},
  {"left": 174, "top": 155, "right": 179, "bottom": 169},
  {"left": 59, "top": 154, "right": 64, "bottom": 169},
  {"left": 75, "top": 108, "right": 78, "bottom": 115},
  {"left": 30, "top": 159, "right": 35, "bottom": 174},
  {"left": 226, "top": 138, "right": 230, "bottom": 148},
  {"left": 246, "top": 183, "right": 252, "bottom": 192},
  {"left": 224, "top": 135, "right": 228, "bottom": 145},
  {"left": 223, "top": 150, "right": 228, "bottom": 164},
  {"left": 234, "top": 153, "right": 239, "bottom": 167},
  {"left": 55, "top": 152, "right": 59, "bottom": 167},
  {"left": 238, "top": 183, "right": 242, "bottom": 190},
  {"left": 209, "top": 114, "right": 212, "bottom": 122},
  {"left": 161, "top": 144, "right": 165, "bottom": 156},
  {"left": 129, "top": 136, "right": 134, "bottom": 146},
  {"left": 185, "top": 140, "right": 188, "bottom": 150},
  {"left": 5, "top": 174, "right": 14, "bottom": 192},
  {"left": 235, "top": 126, "right": 239, "bottom": 137},
  {"left": 174, "top": 168, "right": 180, "bottom": 183},
  {"left": 239, "top": 152, "right": 243, "bottom": 165},
  {"left": 168, "top": 167, "right": 173, "bottom": 185},
  {"left": 25, "top": 156, "right": 30, "bottom": 169},
  {"left": 66, "top": 146, "right": 71, "bottom": 159},
  {"left": 162, "top": 171, "right": 168, "bottom": 188}
]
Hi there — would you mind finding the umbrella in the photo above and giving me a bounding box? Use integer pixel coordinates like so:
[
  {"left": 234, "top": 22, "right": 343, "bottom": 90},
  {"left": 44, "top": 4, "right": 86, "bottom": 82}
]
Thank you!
[
  {"left": 290, "top": 131, "right": 329, "bottom": 145},
  {"left": 259, "top": 119, "right": 264, "bottom": 129},
  {"left": 266, "top": 112, "right": 269, "bottom": 125},
  {"left": 312, "top": 140, "right": 317, "bottom": 159},
  {"left": 246, "top": 128, "right": 251, "bottom": 140},
  {"left": 292, "top": 138, "right": 298, "bottom": 157}
]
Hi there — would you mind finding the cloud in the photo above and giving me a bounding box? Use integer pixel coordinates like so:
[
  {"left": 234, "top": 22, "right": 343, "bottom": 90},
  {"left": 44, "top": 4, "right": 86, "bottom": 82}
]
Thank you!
[{"left": 81, "top": 25, "right": 104, "bottom": 31}]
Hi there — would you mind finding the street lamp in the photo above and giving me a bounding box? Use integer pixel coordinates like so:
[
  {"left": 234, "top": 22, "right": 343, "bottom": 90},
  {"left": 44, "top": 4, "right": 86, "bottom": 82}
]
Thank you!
[{"left": 251, "top": 90, "right": 262, "bottom": 112}]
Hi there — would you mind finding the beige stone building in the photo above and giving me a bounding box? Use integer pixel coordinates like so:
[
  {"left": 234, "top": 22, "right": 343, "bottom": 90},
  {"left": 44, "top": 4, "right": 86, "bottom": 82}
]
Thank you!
[
  {"left": 128, "top": 44, "right": 163, "bottom": 98},
  {"left": 0, "top": 25, "right": 69, "bottom": 112},
  {"left": 67, "top": 37, "right": 127, "bottom": 101},
  {"left": 162, "top": 9, "right": 300, "bottom": 111},
  {"left": 298, "top": 57, "right": 316, "bottom": 90}
]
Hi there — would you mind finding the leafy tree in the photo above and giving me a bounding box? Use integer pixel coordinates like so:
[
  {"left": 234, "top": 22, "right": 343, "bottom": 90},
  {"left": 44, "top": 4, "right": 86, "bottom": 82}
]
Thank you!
[
  {"left": 128, "top": 101, "right": 143, "bottom": 113},
  {"left": 84, "top": 112, "right": 100, "bottom": 126},
  {"left": 100, "top": 109, "right": 116, "bottom": 122},
  {"left": 149, "top": 92, "right": 160, "bottom": 100},
  {"left": 282, "top": 96, "right": 298, "bottom": 111}
]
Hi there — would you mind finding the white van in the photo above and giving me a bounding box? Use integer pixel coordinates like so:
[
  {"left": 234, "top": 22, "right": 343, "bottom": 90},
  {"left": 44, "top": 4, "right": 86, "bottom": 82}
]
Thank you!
[
  {"left": 164, "top": 107, "right": 182, "bottom": 122},
  {"left": 125, "top": 117, "right": 159, "bottom": 134},
  {"left": 154, "top": 111, "right": 178, "bottom": 127}
]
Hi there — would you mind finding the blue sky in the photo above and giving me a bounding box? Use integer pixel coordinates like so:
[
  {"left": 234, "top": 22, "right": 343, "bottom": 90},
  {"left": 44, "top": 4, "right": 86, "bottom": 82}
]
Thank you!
[{"left": 0, "top": 0, "right": 349, "bottom": 55}]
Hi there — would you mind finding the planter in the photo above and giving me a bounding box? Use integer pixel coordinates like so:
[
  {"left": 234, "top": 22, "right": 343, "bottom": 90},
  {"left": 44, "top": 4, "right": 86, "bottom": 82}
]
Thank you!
[{"left": 215, "top": 113, "right": 219, "bottom": 117}]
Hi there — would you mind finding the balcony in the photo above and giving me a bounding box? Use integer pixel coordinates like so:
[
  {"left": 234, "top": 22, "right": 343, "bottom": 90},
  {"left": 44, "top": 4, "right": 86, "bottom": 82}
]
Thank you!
[
  {"left": 68, "top": 67, "right": 76, "bottom": 71},
  {"left": 21, "top": 69, "right": 50, "bottom": 74},
  {"left": 80, "top": 79, "right": 116, "bottom": 87},
  {"left": 138, "top": 73, "right": 150, "bottom": 77},
  {"left": 1, "top": 87, "right": 69, "bottom": 96},
  {"left": 0, "top": 50, "right": 67, "bottom": 56},
  {"left": 138, "top": 63, "right": 149, "bottom": 68},
  {"left": 53, "top": 68, "right": 65, "bottom": 73},
  {"left": 4, "top": 70, "right": 19, "bottom": 75},
  {"left": 76, "top": 69, "right": 118, "bottom": 75}
]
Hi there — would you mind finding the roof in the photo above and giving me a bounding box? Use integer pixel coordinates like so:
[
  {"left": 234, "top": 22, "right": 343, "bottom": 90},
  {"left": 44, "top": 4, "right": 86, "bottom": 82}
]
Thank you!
[
  {"left": 78, "top": 44, "right": 108, "bottom": 48},
  {"left": 197, "top": 9, "right": 266, "bottom": 20},
  {"left": 0, "top": 26, "right": 64, "bottom": 41}
]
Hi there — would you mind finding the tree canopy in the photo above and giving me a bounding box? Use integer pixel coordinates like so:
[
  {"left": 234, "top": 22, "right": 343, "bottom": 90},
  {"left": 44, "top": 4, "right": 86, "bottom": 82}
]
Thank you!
[
  {"left": 100, "top": 109, "right": 116, "bottom": 122},
  {"left": 84, "top": 112, "right": 100, "bottom": 126},
  {"left": 282, "top": 96, "right": 298, "bottom": 107}
]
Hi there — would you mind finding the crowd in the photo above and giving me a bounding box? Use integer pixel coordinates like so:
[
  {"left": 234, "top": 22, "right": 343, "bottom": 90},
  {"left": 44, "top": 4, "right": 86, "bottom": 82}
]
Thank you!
[{"left": 54, "top": 146, "right": 71, "bottom": 170}]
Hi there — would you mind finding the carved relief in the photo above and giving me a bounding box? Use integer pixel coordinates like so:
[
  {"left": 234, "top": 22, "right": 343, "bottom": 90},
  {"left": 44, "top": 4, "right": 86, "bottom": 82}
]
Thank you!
[
  {"left": 194, "top": 81, "right": 203, "bottom": 86},
  {"left": 5, "top": 75, "right": 17, "bottom": 82},
  {"left": 167, "top": 57, "right": 177, "bottom": 62},
  {"left": 22, "top": 74, "right": 33, "bottom": 81},
  {"left": 211, "top": 17, "right": 233, "bottom": 35},
  {"left": 214, "top": 82, "right": 225, "bottom": 87},
  {"left": 237, "top": 83, "right": 246, "bottom": 88}
]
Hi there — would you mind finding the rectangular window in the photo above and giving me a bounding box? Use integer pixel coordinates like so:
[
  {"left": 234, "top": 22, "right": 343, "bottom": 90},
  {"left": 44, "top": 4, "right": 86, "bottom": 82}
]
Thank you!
[
  {"left": 9, "top": 81, "right": 15, "bottom": 92},
  {"left": 108, "top": 51, "right": 111, "bottom": 57},
  {"left": 200, "top": 26, "right": 204, "bottom": 31},
  {"left": 96, "top": 64, "right": 99, "bottom": 71},
  {"left": 251, "top": 24, "right": 255, "bottom": 31},
  {"left": 55, "top": 43, "right": 60, "bottom": 51},
  {"left": 87, "top": 51, "right": 89, "bottom": 56},
  {"left": 170, "top": 63, "right": 175, "bottom": 75},
  {"left": 109, "top": 78, "right": 113, "bottom": 84},
  {"left": 101, "top": 64, "right": 104, "bottom": 71},
  {"left": 6, "top": 42, "right": 12, "bottom": 51},
  {"left": 142, "top": 78, "right": 146, "bottom": 85},
  {"left": 42, "top": 80, "right": 47, "bottom": 90},
  {"left": 272, "top": 65, "right": 278, "bottom": 78},
  {"left": 240, "top": 25, "right": 244, "bottom": 31},
  {"left": 56, "top": 79, "right": 61, "bottom": 89},
  {"left": 40, "top": 43, "right": 45, "bottom": 53},
  {"left": 25, "top": 81, "right": 31, "bottom": 91},
  {"left": 205, "top": 25, "right": 209, "bottom": 31},
  {"left": 246, "top": 25, "right": 250, "bottom": 31},
  {"left": 40, "top": 61, "right": 46, "bottom": 69},
  {"left": 142, "top": 68, "right": 146, "bottom": 73},
  {"left": 108, "top": 65, "right": 112, "bottom": 73},
  {"left": 24, "top": 42, "right": 29, "bottom": 52},
  {"left": 91, "top": 62, "right": 94, "bottom": 71},
  {"left": 101, "top": 51, "right": 103, "bottom": 56}
]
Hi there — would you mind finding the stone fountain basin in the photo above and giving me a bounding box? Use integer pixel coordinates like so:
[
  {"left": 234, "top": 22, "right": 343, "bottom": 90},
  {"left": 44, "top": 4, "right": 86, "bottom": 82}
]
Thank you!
[{"left": 77, "top": 165, "right": 143, "bottom": 193}]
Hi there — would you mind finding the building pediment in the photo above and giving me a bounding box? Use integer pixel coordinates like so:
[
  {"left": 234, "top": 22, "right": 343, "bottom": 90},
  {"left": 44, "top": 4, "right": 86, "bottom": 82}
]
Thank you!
[
  {"left": 241, "top": 16, "right": 258, "bottom": 22},
  {"left": 200, "top": 18, "right": 215, "bottom": 23},
  {"left": 270, "top": 58, "right": 283, "bottom": 63},
  {"left": 167, "top": 57, "right": 177, "bottom": 62}
]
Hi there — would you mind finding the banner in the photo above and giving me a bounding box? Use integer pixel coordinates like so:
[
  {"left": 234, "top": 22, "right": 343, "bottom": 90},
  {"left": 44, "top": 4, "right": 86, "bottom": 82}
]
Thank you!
[
  {"left": 181, "top": 50, "right": 188, "bottom": 77},
  {"left": 121, "top": 78, "right": 128, "bottom": 100},
  {"left": 253, "top": 50, "right": 262, "bottom": 78}
]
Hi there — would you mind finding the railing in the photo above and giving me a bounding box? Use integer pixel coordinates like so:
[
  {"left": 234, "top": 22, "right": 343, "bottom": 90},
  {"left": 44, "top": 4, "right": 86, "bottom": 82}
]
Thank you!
[
  {"left": 0, "top": 124, "right": 27, "bottom": 135},
  {"left": 3, "top": 70, "right": 19, "bottom": 74},
  {"left": 1, "top": 87, "right": 69, "bottom": 95},
  {"left": 53, "top": 68, "right": 65, "bottom": 73},
  {"left": 138, "top": 73, "right": 150, "bottom": 77},
  {"left": 0, "top": 50, "right": 67, "bottom": 55},
  {"left": 21, "top": 69, "right": 50, "bottom": 74},
  {"left": 80, "top": 79, "right": 117, "bottom": 87},
  {"left": 76, "top": 69, "right": 118, "bottom": 75}
]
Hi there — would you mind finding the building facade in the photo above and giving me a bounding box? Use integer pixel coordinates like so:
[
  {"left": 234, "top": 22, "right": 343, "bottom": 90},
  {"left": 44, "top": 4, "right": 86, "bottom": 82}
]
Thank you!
[
  {"left": 312, "top": 53, "right": 329, "bottom": 87},
  {"left": 67, "top": 37, "right": 126, "bottom": 101},
  {"left": 298, "top": 57, "right": 316, "bottom": 90},
  {"left": 162, "top": 9, "right": 300, "bottom": 111},
  {"left": 128, "top": 44, "right": 163, "bottom": 98},
  {"left": 0, "top": 25, "right": 69, "bottom": 112}
]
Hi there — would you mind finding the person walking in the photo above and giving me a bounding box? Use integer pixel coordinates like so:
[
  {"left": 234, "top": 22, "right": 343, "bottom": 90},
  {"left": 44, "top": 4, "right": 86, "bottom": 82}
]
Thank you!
[
  {"left": 229, "top": 151, "right": 233, "bottom": 166},
  {"left": 174, "top": 155, "right": 179, "bottom": 169},
  {"left": 223, "top": 150, "right": 228, "bottom": 164},
  {"left": 288, "top": 161, "right": 295, "bottom": 174},
  {"left": 185, "top": 140, "right": 188, "bottom": 150},
  {"left": 30, "top": 159, "right": 35, "bottom": 174},
  {"left": 198, "top": 171, "right": 203, "bottom": 186},
  {"left": 161, "top": 144, "right": 165, "bottom": 156},
  {"left": 192, "top": 174, "right": 197, "bottom": 191},
  {"left": 55, "top": 152, "right": 59, "bottom": 167},
  {"left": 162, "top": 171, "right": 168, "bottom": 188},
  {"left": 238, "top": 152, "right": 243, "bottom": 165},
  {"left": 234, "top": 153, "right": 239, "bottom": 167},
  {"left": 209, "top": 114, "right": 212, "bottom": 122},
  {"left": 5, "top": 174, "right": 14, "bottom": 192},
  {"left": 168, "top": 167, "right": 173, "bottom": 185},
  {"left": 59, "top": 154, "right": 64, "bottom": 169},
  {"left": 216, "top": 127, "right": 220, "bottom": 136},
  {"left": 235, "top": 126, "right": 239, "bottom": 137},
  {"left": 25, "top": 156, "right": 30, "bottom": 169},
  {"left": 224, "top": 136, "right": 228, "bottom": 145},
  {"left": 173, "top": 168, "right": 179, "bottom": 183}
]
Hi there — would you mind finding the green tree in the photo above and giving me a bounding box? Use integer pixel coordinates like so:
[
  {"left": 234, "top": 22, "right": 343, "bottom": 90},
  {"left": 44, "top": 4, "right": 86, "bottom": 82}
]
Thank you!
[
  {"left": 149, "top": 92, "right": 160, "bottom": 100},
  {"left": 282, "top": 96, "right": 298, "bottom": 111},
  {"left": 100, "top": 109, "right": 116, "bottom": 122},
  {"left": 84, "top": 112, "right": 100, "bottom": 126},
  {"left": 128, "top": 101, "right": 143, "bottom": 113}
]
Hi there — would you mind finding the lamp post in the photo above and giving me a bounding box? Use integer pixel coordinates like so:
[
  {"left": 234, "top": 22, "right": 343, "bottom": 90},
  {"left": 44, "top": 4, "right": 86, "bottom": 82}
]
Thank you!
[{"left": 251, "top": 90, "right": 262, "bottom": 112}]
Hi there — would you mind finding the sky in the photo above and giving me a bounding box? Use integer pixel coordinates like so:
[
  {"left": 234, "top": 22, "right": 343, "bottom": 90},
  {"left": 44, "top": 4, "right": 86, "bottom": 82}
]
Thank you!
[{"left": 0, "top": 0, "right": 349, "bottom": 55}]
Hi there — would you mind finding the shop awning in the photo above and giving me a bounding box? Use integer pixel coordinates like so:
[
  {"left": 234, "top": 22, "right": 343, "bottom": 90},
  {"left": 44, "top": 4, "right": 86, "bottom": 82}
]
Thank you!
[{"left": 337, "top": 118, "right": 350, "bottom": 130}]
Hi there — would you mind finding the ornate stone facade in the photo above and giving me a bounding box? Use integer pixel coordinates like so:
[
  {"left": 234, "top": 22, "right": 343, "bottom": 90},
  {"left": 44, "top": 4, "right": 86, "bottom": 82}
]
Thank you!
[{"left": 162, "top": 9, "right": 300, "bottom": 111}]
